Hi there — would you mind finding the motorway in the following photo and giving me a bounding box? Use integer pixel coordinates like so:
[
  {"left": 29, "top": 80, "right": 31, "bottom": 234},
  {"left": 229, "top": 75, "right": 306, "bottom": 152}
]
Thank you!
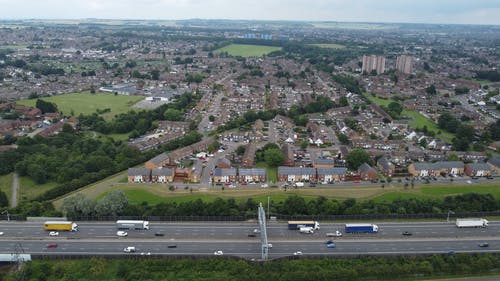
[{"left": 0, "top": 221, "right": 499, "bottom": 259}]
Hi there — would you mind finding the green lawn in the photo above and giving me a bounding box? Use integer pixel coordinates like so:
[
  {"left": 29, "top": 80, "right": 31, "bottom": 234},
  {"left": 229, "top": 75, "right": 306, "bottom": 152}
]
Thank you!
[
  {"left": 311, "top": 43, "right": 345, "bottom": 49},
  {"left": 19, "top": 177, "right": 58, "bottom": 201},
  {"left": 421, "top": 184, "right": 500, "bottom": 198},
  {"left": 0, "top": 173, "right": 13, "bottom": 204},
  {"left": 256, "top": 162, "right": 278, "bottom": 183},
  {"left": 365, "top": 94, "right": 455, "bottom": 142},
  {"left": 215, "top": 44, "right": 282, "bottom": 57},
  {"left": 16, "top": 92, "right": 144, "bottom": 120},
  {"left": 372, "top": 191, "right": 434, "bottom": 203}
]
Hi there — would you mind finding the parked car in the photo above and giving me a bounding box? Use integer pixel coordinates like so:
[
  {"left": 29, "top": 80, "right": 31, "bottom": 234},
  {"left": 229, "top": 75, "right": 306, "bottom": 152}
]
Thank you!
[
  {"left": 402, "top": 231, "right": 412, "bottom": 236},
  {"left": 479, "top": 242, "right": 489, "bottom": 248},
  {"left": 214, "top": 250, "right": 224, "bottom": 256},
  {"left": 261, "top": 183, "right": 269, "bottom": 188},
  {"left": 117, "top": 231, "right": 128, "bottom": 237},
  {"left": 48, "top": 231, "right": 59, "bottom": 237},
  {"left": 46, "top": 243, "right": 58, "bottom": 248}
]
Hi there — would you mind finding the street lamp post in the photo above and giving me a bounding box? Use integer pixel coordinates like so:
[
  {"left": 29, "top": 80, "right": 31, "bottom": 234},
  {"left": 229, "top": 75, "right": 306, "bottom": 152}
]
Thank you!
[
  {"left": 2, "top": 210, "right": 10, "bottom": 221},
  {"left": 447, "top": 210, "right": 455, "bottom": 223}
]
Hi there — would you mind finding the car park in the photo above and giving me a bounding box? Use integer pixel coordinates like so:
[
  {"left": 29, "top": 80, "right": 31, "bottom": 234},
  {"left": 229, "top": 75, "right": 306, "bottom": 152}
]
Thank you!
[
  {"left": 479, "top": 242, "right": 489, "bottom": 248},
  {"left": 49, "top": 231, "right": 59, "bottom": 236},
  {"left": 117, "top": 231, "right": 128, "bottom": 237},
  {"left": 402, "top": 231, "right": 412, "bottom": 236},
  {"left": 47, "top": 243, "right": 58, "bottom": 248},
  {"left": 123, "top": 246, "right": 136, "bottom": 253},
  {"left": 214, "top": 250, "right": 224, "bottom": 256}
]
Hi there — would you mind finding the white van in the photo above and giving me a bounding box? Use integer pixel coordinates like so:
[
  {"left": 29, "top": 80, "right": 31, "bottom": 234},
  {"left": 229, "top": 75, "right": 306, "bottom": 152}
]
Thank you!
[{"left": 123, "top": 246, "right": 136, "bottom": 253}]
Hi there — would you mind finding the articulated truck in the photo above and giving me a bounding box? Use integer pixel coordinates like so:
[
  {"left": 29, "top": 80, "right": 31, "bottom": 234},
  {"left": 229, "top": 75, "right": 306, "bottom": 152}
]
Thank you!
[
  {"left": 116, "top": 220, "right": 150, "bottom": 230},
  {"left": 44, "top": 221, "right": 78, "bottom": 232},
  {"left": 288, "top": 221, "right": 320, "bottom": 230},
  {"left": 345, "top": 223, "right": 379, "bottom": 233},
  {"left": 456, "top": 218, "right": 488, "bottom": 228}
]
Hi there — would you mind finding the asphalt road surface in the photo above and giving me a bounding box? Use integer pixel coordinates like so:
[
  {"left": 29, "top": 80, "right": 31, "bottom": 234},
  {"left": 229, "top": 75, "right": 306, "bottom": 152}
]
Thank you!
[{"left": 0, "top": 221, "right": 499, "bottom": 259}]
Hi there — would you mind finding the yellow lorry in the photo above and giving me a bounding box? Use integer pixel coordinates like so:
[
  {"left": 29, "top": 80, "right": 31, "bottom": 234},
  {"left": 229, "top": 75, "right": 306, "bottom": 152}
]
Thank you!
[{"left": 43, "top": 221, "right": 78, "bottom": 231}]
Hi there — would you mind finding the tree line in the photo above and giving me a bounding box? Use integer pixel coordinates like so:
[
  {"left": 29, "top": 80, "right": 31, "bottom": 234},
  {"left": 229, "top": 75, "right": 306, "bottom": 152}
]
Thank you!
[
  {"left": 60, "top": 193, "right": 499, "bottom": 219},
  {"left": 6, "top": 253, "right": 500, "bottom": 281}
]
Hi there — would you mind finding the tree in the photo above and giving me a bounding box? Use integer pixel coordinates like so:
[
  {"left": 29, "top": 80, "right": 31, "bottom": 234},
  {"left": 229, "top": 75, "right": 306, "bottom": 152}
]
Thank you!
[
  {"left": 300, "top": 140, "right": 308, "bottom": 149},
  {"left": 236, "top": 145, "right": 246, "bottom": 156},
  {"left": 35, "top": 99, "right": 58, "bottom": 113},
  {"left": 386, "top": 102, "right": 403, "bottom": 119},
  {"left": 346, "top": 148, "right": 372, "bottom": 171},
  {"left": 163, "top": 108, "right": 183, "bottom": 121},
  {"left": 425, "top": 85, "right": 437, "bottom": 95},
  {"left": 207, "top": 140, "right": 220, "bottom": 153},
  {"left": 419, "top": 138, "right": 427, "bottom": 148},
  {"left": 208, "top": 115, "right": 215, "bottom": 122},
  {"left": 338, "top": 133, "right": 350, "bottom": 145},
  {"left": 95, "top": 190, "right": 128, "bottom": 216},
  {"left": 264, "top": 148, "right": 285, "bottom": 167},
  {"left": 0, "top": 191, "right": 8, "bottom": 207}
]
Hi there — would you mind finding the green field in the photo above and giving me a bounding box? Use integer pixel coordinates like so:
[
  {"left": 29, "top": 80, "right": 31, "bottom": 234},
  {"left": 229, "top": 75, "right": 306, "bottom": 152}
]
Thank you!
[
  {"left": 311, "top": 43, "right": 346, "bottom": 49},
  {"left": 16, "top": 92, "right": 144, "bottom": 120},
  {"left": 0, "top": 173, "right": 13, "bottom": 204},
  {"left": 19, "top": 177, "right": 58, "bottom": 201},
  {"left": 215, "top": 44, "right": 282, "bottom": 57},
  {"left": 365, "top": 94, "right": 454, "bottom": 142}
]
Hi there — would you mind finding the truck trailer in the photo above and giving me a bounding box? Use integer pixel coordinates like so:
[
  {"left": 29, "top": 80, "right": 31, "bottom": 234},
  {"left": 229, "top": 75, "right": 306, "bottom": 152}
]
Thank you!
[
  {"left": 44, "top": 221, "right": 78, "bottom": 232},
  {"left": 116, "top": 220, "right": 150, "bottom": 230},
  {"left": 288, "top": 221, "right": 320, "bottom": 230},
  {"left": 456, "top": 218, "right": 488, "bottom": 228},
  {"left": 345, "top": 223, "right": 379, "bottom": 233}
]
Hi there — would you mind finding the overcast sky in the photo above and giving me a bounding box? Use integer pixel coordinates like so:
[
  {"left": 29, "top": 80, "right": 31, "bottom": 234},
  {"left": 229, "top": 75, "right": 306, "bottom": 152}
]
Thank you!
[{"left": 1, "top": 0, "right": 499, "bottom": 25}]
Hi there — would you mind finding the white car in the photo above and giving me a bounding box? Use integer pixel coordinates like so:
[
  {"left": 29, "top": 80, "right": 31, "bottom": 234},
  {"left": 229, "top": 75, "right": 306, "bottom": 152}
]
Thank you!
[
  {"left": 48, "top": 231, "right": 59, "bottom": 236},
  {"left": 253, "top": 228, "right": 261, "bottom": 234},
  {"left": 293, "top": 251, "right": 303, "bottom": 256},
  {"left": 326, "top": 230, "right": 343, "bottom": 237},
  {"left": 123, "top": 246, "right": 136, "bottom": 253},
  {"left": 214, "top": 250, "right": 224, "bottom": 256},
  {"left": 267, "top": 243, "right": 273, "bottom": 248},
  {"left": 261, "top": 183, "right": 269, "bottom": 188},
  {"left": 0, "top": 232, "right": 4, "bottom": 236},
  {"left": 117, "top": 231, "right": 128, "bottom": 237}
]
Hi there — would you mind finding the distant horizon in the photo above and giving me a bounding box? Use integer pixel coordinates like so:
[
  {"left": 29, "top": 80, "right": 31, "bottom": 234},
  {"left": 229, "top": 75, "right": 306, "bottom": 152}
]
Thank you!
[
  {"left": 0, "top": 0, "right": 499, "bottom": 25},
  {"left": 1, "top": 18, "right": 499, "bottom": 27}
]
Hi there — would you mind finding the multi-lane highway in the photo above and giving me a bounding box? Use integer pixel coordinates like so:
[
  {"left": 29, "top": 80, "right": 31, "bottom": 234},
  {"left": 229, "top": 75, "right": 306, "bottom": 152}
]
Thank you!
[{"left": 0, "top": 221, "right": 498, "bottom": 259}]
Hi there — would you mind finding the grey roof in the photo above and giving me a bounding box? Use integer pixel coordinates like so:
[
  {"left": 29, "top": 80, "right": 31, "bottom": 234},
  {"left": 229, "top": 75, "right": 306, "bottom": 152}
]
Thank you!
[
  {"left": 278, "top": 167, "right": 315, "bottom": 175},
  {"left": 128, "top": 168, "right": 151, "bottom": 176},
  {"left": 358, "top": 163, "right": 376, "bottom": 173},
  {"left": 239, "top": 168, "right": 266, "bottom": 176},
  {"left": 214, "top": 168, "right": 237, "bottom": 176},
  {"left": 466, "top": 163, "right": 492, "bottom": 171},
  {"left": 412, "top": 162, "right": 435, "bottom": 171},
  {"left": 314, "top": 158, "right": 335, "bottom": 166},
  {"left": 488, "top": 156, "right": 500, "bottom": 168},
  {"left": 217, "top": 158, "right": 232, "bottom": 167},
  {"left": 437, "top": 161, "right": 464, "bottom": 169},
  {"left": 149, "top": 153, "right": 170, "bottom": 165},
  {"left": 317, "top": 168, "right": 347, "bottom": 175},
  {"left": 377, "top": 157, "right": 393, "bottom": 171},
  {"left": 151, "top": 168, "right": 173, "bottom": 176}
]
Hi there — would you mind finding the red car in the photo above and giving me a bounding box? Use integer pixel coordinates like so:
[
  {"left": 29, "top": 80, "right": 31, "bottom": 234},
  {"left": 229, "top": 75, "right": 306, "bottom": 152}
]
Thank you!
[{"left": 47, "top": 243, "right": 58, "bottom": 248}]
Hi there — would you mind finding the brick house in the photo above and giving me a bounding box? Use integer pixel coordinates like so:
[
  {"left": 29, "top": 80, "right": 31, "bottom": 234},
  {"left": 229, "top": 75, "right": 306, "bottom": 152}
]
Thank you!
[
  {"left": 358, "top": 163, "right": 378, "bottom": 181},
  {"left": 316, "top": 168, "right": 347, "bottom": 183},
  {"left": 151, "top": 168, "right": 174, "bottom": 183},
  {"left": 128, "top": 168, "right": 151, "bottom": 183},
  {"left": 278, "top": 167, "right": 316, "bottom": 182},
  {"left": 145, "top": 153, "right": 171, "bottom": 169},
  {"left": 464, "top": 163, "right": 493, "bottom": 177},
  {"left": 216, "top": 158, "right": 232, "bottom": 169},
  {"left": 213, "top": 168, "right": 237, "bottom": 183},
  {"left": 313, "top": 158, "right": 335, "bottom": 169},
  {"left": 238, "top": 168, "right": 266, "bottom": 183},
  {"left": 242, "top": 143, "right": 256, "bottom": 167},
  {"left": 281, "top": 143, "right": 295, "bottom": 166},
  {"left": 377, "top": 157, "right": 395, "bottom": 176}
]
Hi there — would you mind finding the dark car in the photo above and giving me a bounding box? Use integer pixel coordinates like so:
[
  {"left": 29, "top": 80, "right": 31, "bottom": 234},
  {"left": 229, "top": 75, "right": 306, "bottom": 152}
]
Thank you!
[
  {"left": 325, "top": 240, "right": 334, "bottom": 244},
  {"left": 309, "top": 183, "right": 316, "bottom": 187},
  {"left": 167, "top": 245, "right": 177, "bottom": 248},
  {"left": 248, "top": 234, "right": 257, "bottom": 237},
  {"left": 479, "top": 242, "right": 489, "bottom": 248},
  {"left": 402, "top": 231, "right": 412, "bottom": 236},
  {"left": 155, "top": 232, "right": 165, "bottom": 237}
]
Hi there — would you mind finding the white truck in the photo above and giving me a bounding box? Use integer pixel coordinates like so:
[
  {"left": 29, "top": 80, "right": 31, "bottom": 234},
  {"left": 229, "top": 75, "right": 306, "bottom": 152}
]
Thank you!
[
  {"left": 456, "top": 218, "right": 489, "bottom": 228},
  {"left": 116, "top": 220, "right": 150, "bottom": 230},
  {"left": 299, "top": 227, "right": 314, "bottom": 234},
  {"left": 294, "top": 182, "right": 305, "bottom": 187}
]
